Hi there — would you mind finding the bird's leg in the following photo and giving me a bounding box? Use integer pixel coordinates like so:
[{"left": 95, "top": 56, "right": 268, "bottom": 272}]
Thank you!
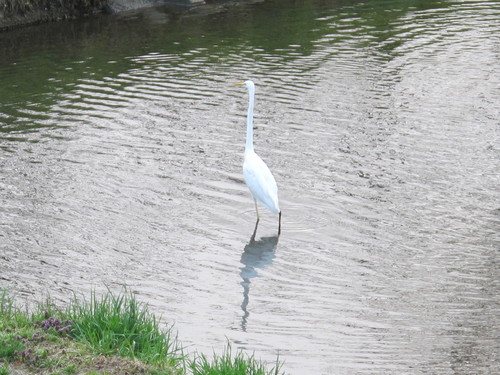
[
  {"left": 250, "top": 219, "right": 259, "bottom": 243},
  {"left": 278, "top": 211, "right": 282, "bottom": 235},
  {"left": 253, "top": 199, "right": 260, "bottom": 221}
]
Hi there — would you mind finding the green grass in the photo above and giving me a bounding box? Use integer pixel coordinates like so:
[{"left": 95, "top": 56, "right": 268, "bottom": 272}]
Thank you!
[
  {"left": 189, "top": 344, "right": 285, "bottom": 375},
  {"left": 0, "top": 332, "right": 24, "bottom": 359},
  {"left": 0, "top": 363, "right": 9, "bottom": 375},
  {"left": 0, "top": 288, "right": 286, "bottom": 375},
  {"left": 65, "top": 289, "right": 182, "bottom": 367}
]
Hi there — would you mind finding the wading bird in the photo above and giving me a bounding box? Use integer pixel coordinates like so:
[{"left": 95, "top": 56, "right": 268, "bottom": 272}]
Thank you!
[{"left": 236, "top": 80, "right": 281, "bottom": 235}]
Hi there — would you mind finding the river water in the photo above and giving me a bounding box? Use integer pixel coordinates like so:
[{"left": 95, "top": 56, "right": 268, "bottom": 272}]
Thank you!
[{"left": 1, "top": 0, "right": 499, "bottom": 374}]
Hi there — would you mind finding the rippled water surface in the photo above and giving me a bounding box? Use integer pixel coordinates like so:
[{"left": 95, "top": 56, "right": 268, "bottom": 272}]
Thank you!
[{"left": 1, "top": 0, "right": 499, "bottom": 374}]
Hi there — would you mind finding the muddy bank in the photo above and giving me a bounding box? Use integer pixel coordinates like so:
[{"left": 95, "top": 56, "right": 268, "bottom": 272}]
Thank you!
[{"left": 0, "top": 0, "right": 206, "bottom": 30}]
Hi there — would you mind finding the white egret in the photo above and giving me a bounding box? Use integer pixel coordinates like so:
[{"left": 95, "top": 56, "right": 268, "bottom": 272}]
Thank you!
[{"left": 236, "top": 80, "right": 281, "bottom": 235}]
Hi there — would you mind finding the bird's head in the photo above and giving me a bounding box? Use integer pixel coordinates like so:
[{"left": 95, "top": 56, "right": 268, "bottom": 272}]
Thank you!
[{"left": 236, "top": 80, "right": 255, "bottom": 90}]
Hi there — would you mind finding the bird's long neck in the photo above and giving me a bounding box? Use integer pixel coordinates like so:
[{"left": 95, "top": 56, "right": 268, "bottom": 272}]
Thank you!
[{"left": 245, "top": 85, "right": 255, "bottom": 152}]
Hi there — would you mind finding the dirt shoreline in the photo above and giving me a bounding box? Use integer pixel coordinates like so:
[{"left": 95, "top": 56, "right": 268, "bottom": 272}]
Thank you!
[{"left": 0, "top": 0, "right": 206, "bottom": 31}]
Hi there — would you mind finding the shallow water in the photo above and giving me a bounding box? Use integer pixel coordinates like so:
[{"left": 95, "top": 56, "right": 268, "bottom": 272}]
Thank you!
[{"left": 1, "top": 0, "right": 499, "bottom": 374}]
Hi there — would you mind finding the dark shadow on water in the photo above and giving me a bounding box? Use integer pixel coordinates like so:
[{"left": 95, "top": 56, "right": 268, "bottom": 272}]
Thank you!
[{"left": 239, "top": 220, "right": 279, "bottom": 332}]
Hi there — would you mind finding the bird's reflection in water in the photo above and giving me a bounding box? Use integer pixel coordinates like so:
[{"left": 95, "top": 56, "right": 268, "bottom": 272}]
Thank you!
[{"left": 239, "top": 221, "right": 279, "bottom": 332}]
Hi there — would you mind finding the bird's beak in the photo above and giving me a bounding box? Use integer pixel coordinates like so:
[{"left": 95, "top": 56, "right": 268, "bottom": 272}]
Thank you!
[{"left": 235, "top": 82, "right": 245, "bottom": 86}]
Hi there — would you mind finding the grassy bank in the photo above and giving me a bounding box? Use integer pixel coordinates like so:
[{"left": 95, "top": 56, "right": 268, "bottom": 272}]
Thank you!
[
  {"left": 0, "top": 0, "right": 108, "bottom": 30},
  {"left": 0, "top": 289, "right": 285, "bottom": 375},
  {"left": 1, "top": 0, "right": 107, "bottom": 17}
]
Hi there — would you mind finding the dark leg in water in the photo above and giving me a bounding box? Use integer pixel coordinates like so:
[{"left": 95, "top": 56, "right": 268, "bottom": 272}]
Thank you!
[
  {"left": 251, "top": 218, "right": 259, "bottom": 243},
  {"left": 278, "top": 211, "right": 282, "bottom": 235}
]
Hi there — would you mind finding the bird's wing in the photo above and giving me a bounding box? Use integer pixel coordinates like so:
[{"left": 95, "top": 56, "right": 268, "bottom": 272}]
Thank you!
[{"left": 243, "top": 151, "right": 279, "bottom": 213}]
